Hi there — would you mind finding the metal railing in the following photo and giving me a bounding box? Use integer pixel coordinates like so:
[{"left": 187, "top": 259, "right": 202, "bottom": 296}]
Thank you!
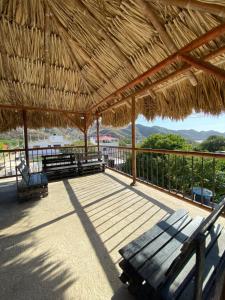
[
  {"left": 1, "top": 144, "right": 225, "bottom": 209},
  {"left": 101, "top": 146, "right": 225, "bottom": 208},
  {"left": 0, "top": 145, "right": 97, "bottom": 178}
]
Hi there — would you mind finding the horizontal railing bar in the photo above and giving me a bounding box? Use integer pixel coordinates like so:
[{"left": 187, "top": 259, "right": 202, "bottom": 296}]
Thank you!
[
  {"left": 99, "top": 145, "right": 225, "bottom": 159},
  {"left": 1, "top": 145, "right": 225, "bottom": 159},
  {"left": 0, "top": 145, "right": 96, "bottom": 153}
]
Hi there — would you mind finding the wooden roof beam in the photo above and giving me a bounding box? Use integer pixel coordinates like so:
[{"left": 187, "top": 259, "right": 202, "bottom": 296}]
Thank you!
[
  {"left": 89, "top": 22, "right": 225, "bottom": 114},
  {"left": 154, "top": 0, "right": 225, "bottom": 18},
  {"left": 0, "top": 103, "right": 84, "bottom": 115},
  {"left": 138, "top": 0, "right": 197, "bottom": 86},
  {"left": 179, "top": 54, "right": 225, "bottom": 82},
  {"left": 99, "top": 45, "right": 225, "bottom": 114},
  {"left": 0, "top": 78, "right": 89, "bottom": 98}
]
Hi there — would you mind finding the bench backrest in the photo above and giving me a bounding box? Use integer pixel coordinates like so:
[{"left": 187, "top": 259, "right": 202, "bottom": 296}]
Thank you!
[
  {"left": 16, "top": 160, "right": 30, "bottom": 184},
  {"left": 42, "top": 153, "right": 76, "bottom": 169},
  {"left": 77, "top": 151, "right": 102, "bottom": 163},
  {"left": 164, "top": 198, "right": 225, "bottom": 298}
]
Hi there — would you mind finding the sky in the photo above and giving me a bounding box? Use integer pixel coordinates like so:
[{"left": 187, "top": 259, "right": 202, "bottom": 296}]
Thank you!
[{"left": 136, "top": 113, "right": 225, "bottom": 132}]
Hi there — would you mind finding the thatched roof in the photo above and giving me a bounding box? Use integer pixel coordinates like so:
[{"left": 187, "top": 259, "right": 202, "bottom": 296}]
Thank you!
[{"left": 0, "top": 0, "right": 225, "bottom": 132}]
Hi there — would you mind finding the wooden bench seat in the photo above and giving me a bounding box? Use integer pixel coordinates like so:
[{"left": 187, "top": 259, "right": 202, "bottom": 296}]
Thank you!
[
  {"left": 42, "top": 153, "right": 78, "bottom": 179},
  {"left": 78, "top": 151, "right": 105, "bottom": 175},
  {"left": 119, "top": 201, "right": 225, "bottom": 300},
  {"left": 16, "top": 160, "right": 48, "bottom": 200}
]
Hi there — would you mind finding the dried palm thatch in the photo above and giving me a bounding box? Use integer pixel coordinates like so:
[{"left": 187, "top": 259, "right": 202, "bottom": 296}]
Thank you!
[{"left": 0, "top": 0, "right": 225, "bottom": 131}]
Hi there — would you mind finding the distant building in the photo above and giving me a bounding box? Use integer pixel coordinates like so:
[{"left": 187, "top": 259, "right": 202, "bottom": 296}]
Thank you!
[
  {"left": 28, "top": 135, "right": 72, "bottom": 156},
  {"left": 90, "top": 135, "right": 119, "bottom": 147},
  {"left": 29, "top": 135, "right": 71, "bottom": 148}
]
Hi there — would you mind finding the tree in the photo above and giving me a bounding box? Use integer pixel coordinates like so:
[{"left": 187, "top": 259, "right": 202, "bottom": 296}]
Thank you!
[
  {"left": 119, "top": 138, "right": 131, "bottom": 146},
  {"left": 140, "top": 134, "right": 192, "bottom": 150},
  {"left": 199, "top": 135, "right": 225, "bottom": 152},
  {"left": 122, "top": 133, "right": 225, "bottom": 203}
]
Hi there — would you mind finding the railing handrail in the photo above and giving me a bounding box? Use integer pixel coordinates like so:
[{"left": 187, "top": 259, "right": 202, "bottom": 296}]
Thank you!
[
  {"left": 1, "top": 144, "right": 225, "bottom": 159},
  {"left": 0, "top": 145, "right": 96, "bottom": 153},
  {"left": 100, "top": 145, "right": 225, "bottom": 160}
]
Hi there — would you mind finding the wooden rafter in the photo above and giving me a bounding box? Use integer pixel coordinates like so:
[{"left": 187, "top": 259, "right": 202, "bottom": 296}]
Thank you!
[
  {"left": 179, "top": 54, "right": 225, "bottom": 81},
  {"left": 0, "top": 103, "right": 83, "bottom": 115},
  {"left": 0, "top": 78, "right": 89, "bottom": 98},
  {"left": 138, "top": 0, "right": 197, "bottom": 86},
  {"left": 88, "top": 22, "right": 225, "bottom": 114},
  {"left": 99, "top": 46, "right": 225, "bottom": 115},
  {"left": 154, "top": 0, "right": 225, "bottom": 18}
]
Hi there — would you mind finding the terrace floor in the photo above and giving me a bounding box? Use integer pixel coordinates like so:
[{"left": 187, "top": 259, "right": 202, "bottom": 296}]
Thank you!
[{"left": 1, "top": 169, "right": 225, "bottom": 300}]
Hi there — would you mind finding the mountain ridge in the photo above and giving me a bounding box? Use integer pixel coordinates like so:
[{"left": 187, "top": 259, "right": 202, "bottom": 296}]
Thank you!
[
  {"left": 94, "top": 124, "right": 225, "bottom": 142},
  {"left": 1, "top": 124, "right": 225, "bottom": 142}
]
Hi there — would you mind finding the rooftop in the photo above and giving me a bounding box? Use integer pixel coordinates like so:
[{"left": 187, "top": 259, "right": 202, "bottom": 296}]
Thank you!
[{"left": 1, "top": 169, "right": 224, "bottom": 300}]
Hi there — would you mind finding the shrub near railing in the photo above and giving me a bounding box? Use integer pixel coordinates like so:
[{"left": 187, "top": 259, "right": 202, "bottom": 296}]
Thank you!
[{"left": 101, "top": 146, "right": 225, "bottom": 206}]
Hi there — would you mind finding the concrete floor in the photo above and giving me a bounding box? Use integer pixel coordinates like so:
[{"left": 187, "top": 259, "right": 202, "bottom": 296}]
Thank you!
[{"left": 0, "top": 169, "right": 225, "bottom": 300}]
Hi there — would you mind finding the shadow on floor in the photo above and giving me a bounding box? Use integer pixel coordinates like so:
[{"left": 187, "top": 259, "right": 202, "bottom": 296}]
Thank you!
[
  {"left": 105, "top": 172, "right": 174, "bottom": 214},
  {"left": 0, "top": 233, "right": 76, "bottom": 300},
  {"left": 63, "top": 172, "right": 175, "bottom": 299},
  {"left": 63, "top": 179, "right": 122, "bottom": 293},
  {"left": 0, "top": 179, "right": 76, "bottom": 300}
]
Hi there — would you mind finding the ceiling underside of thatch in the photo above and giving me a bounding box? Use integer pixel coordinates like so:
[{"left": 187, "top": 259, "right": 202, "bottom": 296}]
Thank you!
[{"left": 0, "top": 0, "right": 225, "bottom": 131}]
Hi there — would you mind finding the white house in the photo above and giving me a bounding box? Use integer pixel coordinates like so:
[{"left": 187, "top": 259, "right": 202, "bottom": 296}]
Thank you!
[{"left": 29, "top": 135, "right": 71, "bottom": 148}]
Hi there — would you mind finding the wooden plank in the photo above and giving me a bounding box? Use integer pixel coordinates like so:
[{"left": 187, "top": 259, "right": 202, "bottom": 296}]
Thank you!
[
  {"left": 129, "top": 214, "right": 192, "bottom": 270},
  {"left": 81, "top": 162, "right": 103, "bottom": 167},
  {"left": 45, "top": 165, "right": 77, "bottom": 171},
  {"left": 157, "top": 223, "right": 223, "bottom": 297},
  {"left": 44, "top": 160, "right": 76, "bottom": 166},
  {"left": 119, "top": 209, "right": 188, "bottom": 260},
  {"left": 177, "top": 229, "right": 225, "bottom": 300},
  {"left": 138, "top": 217, "right": 203, "bottom": 282}
]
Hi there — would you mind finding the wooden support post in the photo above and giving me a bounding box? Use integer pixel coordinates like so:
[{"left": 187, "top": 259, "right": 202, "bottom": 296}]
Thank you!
[
  {"left": 131, "top": 96, "right": 136, "bottom": 186},
  {"left": 84, "top": 115, "right": 88, "bottom": 156},
  {"left": 22, "top": 110, "right": 29, "bottom": 168},
  {"left": 96, "top": 117, "right": 100, "bottom": 153}
]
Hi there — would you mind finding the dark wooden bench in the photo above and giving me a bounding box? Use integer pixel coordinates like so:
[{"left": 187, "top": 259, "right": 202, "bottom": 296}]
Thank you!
[
  {"left": 77, "top": 151, "right": 105, "bottom": 175},
  {"left": 119, "top": 199, "right": 225, "bottom": 300},
  {"left": 42, "top": 153, "right": 78, "bottom": 179},
  {"left": 16, "top": 160, "right": 48, "bottom": 200}
]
